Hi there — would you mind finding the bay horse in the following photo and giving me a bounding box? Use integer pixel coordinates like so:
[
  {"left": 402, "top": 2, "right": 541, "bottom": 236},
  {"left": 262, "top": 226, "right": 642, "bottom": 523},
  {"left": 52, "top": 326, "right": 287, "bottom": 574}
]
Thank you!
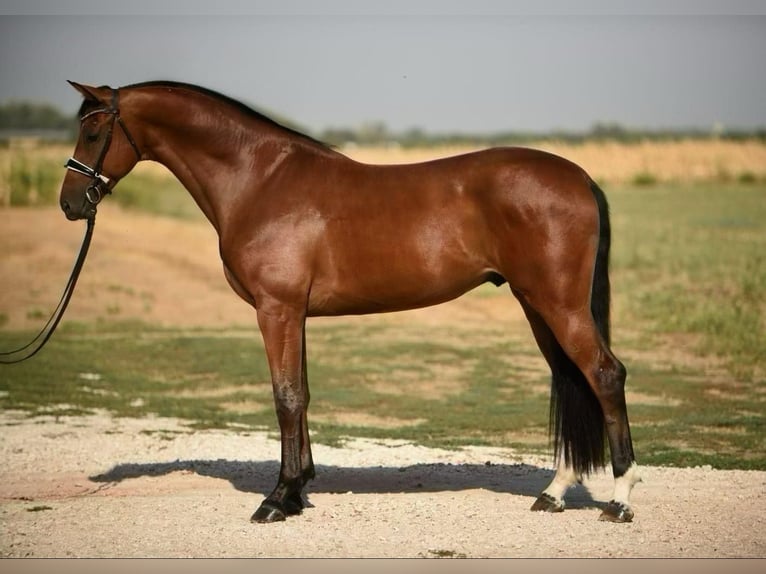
[{"left": 59, "top": 81, "right": 640, "bottom": 523}]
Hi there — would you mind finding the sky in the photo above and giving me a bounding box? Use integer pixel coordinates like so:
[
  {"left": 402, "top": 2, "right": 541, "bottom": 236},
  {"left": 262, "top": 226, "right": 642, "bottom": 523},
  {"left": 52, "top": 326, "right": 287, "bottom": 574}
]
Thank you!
[{"left": 1, "top": 0, "right": 765, "bottom": 135}]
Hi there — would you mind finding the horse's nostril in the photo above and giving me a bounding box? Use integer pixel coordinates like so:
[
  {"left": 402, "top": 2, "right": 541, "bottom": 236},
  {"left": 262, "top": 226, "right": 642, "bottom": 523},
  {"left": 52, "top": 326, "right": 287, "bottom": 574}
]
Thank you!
[{"left": 62, "top": 200, "right": 70, "bottom": 212}]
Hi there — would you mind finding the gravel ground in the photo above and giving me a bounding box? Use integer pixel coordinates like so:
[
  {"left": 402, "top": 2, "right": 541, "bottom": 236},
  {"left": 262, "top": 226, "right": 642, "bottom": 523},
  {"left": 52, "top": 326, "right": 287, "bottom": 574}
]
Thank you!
[{"left": 1, "top": 409, "right": 764, "bottom": 558}]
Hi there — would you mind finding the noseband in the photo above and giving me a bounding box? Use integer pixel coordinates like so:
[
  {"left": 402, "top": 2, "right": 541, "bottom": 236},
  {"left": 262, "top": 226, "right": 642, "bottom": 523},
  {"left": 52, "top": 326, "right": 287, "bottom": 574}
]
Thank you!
[{"left": 64, "top": 88, "right": 141, "bottom": 205}]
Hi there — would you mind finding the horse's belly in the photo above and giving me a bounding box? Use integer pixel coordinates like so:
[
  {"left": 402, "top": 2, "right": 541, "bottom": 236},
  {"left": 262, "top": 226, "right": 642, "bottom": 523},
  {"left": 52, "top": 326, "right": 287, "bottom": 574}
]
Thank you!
[
  {"left": 307, "top": 259, "right": 494, "bottom": 317},
  {"left": 306, "top": 189, "right": 500, "bottom": 316}
]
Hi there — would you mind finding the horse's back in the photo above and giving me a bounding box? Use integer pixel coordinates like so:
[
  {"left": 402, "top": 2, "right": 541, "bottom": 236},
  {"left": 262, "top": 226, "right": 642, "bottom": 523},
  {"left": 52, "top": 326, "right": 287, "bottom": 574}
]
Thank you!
[{"left": 301, "top": 147, "right": 596, "bottom": 316}]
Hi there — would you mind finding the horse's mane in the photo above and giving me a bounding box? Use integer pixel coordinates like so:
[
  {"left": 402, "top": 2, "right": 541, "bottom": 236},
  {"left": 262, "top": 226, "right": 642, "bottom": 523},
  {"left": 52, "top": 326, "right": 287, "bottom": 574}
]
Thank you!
[{"left": 105, "top": 80, "right": 329, "bottom": 149}]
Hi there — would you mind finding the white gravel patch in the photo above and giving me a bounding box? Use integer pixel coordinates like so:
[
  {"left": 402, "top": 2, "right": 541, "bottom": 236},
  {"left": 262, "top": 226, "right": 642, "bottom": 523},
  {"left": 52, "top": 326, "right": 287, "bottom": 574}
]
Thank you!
[{"left": 1, "top": 410, "right": 764, "bottom": 558}]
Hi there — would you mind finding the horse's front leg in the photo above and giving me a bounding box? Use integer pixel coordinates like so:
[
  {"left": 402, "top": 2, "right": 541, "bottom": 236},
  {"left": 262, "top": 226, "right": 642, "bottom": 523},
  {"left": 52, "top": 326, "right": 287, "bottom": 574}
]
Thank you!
[{"left": 251, "top": 304, "right": 314, "bottom": 523}]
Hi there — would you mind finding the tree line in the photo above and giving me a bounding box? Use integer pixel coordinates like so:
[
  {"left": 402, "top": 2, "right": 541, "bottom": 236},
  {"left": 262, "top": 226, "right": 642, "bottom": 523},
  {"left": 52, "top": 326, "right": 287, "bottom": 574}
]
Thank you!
[
  {"left": 2, "top": 100, "right": 763, "bottom": 145},
  {"left": 318, "top": 120, "right": 766, "bottom": 147},
  {"left": 0, "top": 101, "right": 76, "bottom": 132}
]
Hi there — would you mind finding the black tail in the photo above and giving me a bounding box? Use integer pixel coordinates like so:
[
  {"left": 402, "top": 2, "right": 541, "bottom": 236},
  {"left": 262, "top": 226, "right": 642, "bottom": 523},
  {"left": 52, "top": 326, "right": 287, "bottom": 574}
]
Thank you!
[{"left": 548, "top": 179, "right": 611, "bottom": 475}]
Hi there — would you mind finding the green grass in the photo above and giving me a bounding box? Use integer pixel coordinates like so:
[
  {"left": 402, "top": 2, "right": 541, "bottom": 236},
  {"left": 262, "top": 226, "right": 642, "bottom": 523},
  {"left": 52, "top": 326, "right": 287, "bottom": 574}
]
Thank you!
[
  {"left": 1, "top": 181, "right": 764, "bottom": 470},
  {"left": 0, "top": 320, "right": 550, "bottom": 448},
  {"left": 110, "top": 170, "right": 200, "bottom": 219},
  {"left": 609, "top": 182, "right": 766, "bottom": 381},
  {"left": 4, "top": 147, "right": 199, "bottom": 219},
  {"left": 7, "top": 152, "right": 62, "bottom": 206},
  {"left": 1, "top": 314, "right": 763, "bottom": 469}
]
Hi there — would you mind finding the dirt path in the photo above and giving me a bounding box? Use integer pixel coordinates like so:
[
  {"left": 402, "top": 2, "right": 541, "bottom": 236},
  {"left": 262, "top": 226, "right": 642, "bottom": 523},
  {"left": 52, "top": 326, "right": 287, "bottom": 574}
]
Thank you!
[
  {"left": 0, "top": 206, "right": 250, "bottom": 331},
  {"left": 1, "top": 409, "right": 763, "bottom": 558}
]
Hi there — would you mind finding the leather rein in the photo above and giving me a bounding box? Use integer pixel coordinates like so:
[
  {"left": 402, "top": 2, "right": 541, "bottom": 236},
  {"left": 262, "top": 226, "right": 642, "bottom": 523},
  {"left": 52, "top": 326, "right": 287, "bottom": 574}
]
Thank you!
[{"left": 0, "top": 89, "right": 139, "bottom": 364}]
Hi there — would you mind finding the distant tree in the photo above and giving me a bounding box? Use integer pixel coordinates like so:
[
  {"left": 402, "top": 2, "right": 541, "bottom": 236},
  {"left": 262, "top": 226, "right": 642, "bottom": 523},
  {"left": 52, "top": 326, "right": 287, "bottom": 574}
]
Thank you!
[
  {"left": 0, "top": 101, "right": 74, "bottom": 131},
  {"left": 357, "top": 121, "right": 390, "bottom": 145},
  {"left": 590, "top": 121, "right": 630, "bottom": 141},
  {"left": 320, "top": 127, "right": 359, "bottom": 147},
  {"left": 401, "top": 127, "right": 429, "bottom": 147}
]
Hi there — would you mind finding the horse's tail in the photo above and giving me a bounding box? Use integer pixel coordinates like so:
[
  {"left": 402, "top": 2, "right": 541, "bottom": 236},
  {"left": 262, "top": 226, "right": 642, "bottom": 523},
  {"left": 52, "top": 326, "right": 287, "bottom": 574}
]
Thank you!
[{"left": 548, "top": 179, "right": 611, "bottom": 475}]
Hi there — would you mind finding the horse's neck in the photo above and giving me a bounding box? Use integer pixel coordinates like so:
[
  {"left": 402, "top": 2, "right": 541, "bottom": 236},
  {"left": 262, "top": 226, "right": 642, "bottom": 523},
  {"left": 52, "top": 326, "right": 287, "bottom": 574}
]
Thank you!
[{"left": 135, "top": 96, "right": 303, "bottom": 232}]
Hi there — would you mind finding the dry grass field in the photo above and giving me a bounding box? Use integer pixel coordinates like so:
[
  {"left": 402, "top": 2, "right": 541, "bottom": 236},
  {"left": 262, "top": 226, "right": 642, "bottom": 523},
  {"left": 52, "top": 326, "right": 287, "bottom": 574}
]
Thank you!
[
  {"left": 342, "top": 138, "right": 766, "bottom": 185},
  {"left": 2, "top": 138, "right": 766, "bottom": 209}
]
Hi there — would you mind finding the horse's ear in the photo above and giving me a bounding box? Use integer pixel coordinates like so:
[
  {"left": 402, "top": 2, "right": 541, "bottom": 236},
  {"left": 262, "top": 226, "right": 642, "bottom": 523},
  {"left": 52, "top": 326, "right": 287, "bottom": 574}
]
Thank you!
[{"left": 67, "top": 81, "right": 111, "bottom": 104}]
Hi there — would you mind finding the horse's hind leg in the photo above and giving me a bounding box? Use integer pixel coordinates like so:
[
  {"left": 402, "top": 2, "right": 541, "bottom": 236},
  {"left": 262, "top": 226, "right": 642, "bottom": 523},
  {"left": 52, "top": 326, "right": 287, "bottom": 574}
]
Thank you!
[
  {"left": 531, "top": 458, "right": 581, "bottom": 512},
  {"left": 515, "top": 296, "right": 582, "bottom": 512},
  {"left": 530, "top": 297, "right": 640, "bottom": 522},
  {"left": 513, "top": 235, "right": 639, "bottom": 522}
]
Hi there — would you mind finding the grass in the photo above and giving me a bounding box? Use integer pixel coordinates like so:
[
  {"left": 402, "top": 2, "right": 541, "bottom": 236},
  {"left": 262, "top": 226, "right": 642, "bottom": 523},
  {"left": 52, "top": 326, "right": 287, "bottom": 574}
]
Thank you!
[
  {"left": 1, "top": 142, "right": 764, "bottom": 470},
  {"left": 343, "top": 139, "right": 766, "bottom": 186},
  {"left": 0, "top": 319, "right": 550, "bottom": 449},
  {"left": 107, "top": 165, "right": 198, "bottom": 219},
  {"left": 0, "top": 144, "right": 198, "bottom": 218},
  {"left": 3, "top": 139, "right": 766, "bottom": 211},
  {"left": 609, "top": 182, "right": 766, "bottom": 382},
  {"left": 0, "top": 315, "right": 763, "bottom": 469},
  {"left": 2, "top": 145, "right": 63, "bottom": 206}
]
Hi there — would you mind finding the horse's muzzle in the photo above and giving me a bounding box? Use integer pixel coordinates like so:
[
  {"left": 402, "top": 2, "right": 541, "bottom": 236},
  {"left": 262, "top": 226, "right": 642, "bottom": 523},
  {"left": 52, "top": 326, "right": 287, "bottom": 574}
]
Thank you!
[{"left": 60, "top": 198, "right": 96, "bottom": 221}]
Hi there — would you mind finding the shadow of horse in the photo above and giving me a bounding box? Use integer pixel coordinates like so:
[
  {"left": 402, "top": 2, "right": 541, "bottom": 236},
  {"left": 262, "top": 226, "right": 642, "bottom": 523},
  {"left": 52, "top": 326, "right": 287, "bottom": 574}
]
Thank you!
[{"left": 90, "top": 460, "right": 604, "bottom": 511}]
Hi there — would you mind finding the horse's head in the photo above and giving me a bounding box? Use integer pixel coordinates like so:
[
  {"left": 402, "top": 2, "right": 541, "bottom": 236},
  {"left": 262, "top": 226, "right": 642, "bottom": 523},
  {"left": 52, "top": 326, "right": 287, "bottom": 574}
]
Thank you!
[{"left": 60, "top": 82, "right": 142, "bottom": 221}]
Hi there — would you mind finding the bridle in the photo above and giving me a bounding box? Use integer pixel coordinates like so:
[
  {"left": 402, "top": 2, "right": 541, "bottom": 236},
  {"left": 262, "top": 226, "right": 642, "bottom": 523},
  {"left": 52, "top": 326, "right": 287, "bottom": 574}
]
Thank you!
[
  {"left": 0, "top": 89, "right": 141, "bottom": 364},
  {"left": 64, "top": 88, "right": 141, "bottom": 206}
]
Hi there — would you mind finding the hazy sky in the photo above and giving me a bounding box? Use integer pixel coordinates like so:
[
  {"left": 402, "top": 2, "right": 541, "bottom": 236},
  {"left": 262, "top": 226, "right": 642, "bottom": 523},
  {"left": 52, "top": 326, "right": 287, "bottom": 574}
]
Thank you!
[{"left": 1, "top": 1, "right": 765, "bottom": 134}]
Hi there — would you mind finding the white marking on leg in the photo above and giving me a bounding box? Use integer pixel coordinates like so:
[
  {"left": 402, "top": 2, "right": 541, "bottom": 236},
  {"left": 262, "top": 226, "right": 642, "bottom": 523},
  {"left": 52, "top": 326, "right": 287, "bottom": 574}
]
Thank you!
[
  {"left": 542, "top": 459, "right": 581, "bottom": 507},
  {"left": 612, "top": 462, "right": 642, "bottom": 506}
]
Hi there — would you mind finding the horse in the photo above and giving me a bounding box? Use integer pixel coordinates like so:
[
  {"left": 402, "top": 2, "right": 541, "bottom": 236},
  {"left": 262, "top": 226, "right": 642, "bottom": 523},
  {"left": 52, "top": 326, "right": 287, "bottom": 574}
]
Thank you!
[{"left": 59, "top": 81, "right": 640, "bottom": 524}]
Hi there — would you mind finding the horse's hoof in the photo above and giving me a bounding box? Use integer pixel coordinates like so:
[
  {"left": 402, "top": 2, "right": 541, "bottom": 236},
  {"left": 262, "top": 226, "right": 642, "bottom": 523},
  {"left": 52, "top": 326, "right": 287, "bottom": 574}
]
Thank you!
[
  {"left": 284, "top": 492, "right": 305, "bottom": 515},
  {"left": 598, "top": 500, "right": 634, "bottom": 523},
  {"left": 530, "top": 493, "right": 565, "bottom": 513},
  {"left": 251, "top": 501, "right": 287, "bottom": 523},
  {"left": 251, "top": 494, "right": 305, "bottom": 523}
]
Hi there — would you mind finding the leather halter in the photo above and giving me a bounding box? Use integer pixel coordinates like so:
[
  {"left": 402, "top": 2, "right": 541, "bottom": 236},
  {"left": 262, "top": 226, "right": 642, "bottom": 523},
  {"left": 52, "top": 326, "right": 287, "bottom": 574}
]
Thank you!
[{"left": 64, "top": 88, "right": 141, "bottom": 204}]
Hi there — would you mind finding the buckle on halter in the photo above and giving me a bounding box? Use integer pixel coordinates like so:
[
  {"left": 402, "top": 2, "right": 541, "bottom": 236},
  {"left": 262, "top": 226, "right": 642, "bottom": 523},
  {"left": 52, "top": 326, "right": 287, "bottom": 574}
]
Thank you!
[{"left": 85, "top": 182, "right": 110, "bottom": 205}]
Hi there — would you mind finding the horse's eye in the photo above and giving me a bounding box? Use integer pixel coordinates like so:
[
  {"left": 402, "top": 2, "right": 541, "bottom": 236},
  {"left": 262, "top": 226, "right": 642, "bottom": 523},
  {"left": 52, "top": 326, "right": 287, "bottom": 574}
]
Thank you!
[{"left": 86, "top": 133, "right": 99, "bottom": 143}]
